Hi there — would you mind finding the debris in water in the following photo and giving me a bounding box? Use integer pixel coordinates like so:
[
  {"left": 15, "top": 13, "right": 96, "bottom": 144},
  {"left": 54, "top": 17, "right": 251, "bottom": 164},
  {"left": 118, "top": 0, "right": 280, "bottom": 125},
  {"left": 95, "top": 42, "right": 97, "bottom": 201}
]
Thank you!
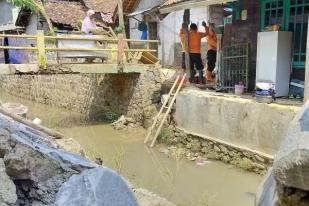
[
  {"left": 33, "top": 117, "right": 42, "bottom": 125},
  {"left": 95, "top": 157, "right": 103, "bottom": 165},
  {"left": 196, "top": 158, "right": 212, "bottom": 166}
]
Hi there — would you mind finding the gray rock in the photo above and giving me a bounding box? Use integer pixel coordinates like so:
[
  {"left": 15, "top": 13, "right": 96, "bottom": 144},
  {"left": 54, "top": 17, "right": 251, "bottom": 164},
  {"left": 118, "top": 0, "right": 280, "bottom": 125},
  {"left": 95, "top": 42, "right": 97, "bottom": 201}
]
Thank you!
[
  {"left": 0, "top": 159, "right": 17, "bottom": 205},
  {"left": 133, "top": 188, "right": 175, "bottom": 206},
  {"left": 254, "top": 155, "right": 265, "bottom": 163},
  {"left": 56, "top": 167, "right": 138, "bottom": 206},
  {"left": 255, "top": 169, "right": 278, "bottom": 206},
  {"left": 218, "top": 145, "right": 229, "bottom": 154},
  {"left": 0, "top": 113, "right": 97, "bottom": 204},
  {"left": 273, "top": 102, "right": 309, "bottom": 190}
]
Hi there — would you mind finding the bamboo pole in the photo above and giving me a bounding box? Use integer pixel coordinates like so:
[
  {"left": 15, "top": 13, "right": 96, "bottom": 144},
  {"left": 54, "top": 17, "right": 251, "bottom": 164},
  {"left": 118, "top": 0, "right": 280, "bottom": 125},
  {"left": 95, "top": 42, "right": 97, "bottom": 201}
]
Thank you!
[
  {"left": 0, "top": 46, "right": 37, "bottom": 50},
  {"left": 183, "top": 9, "right": 190, "bottom": 77},
  {"left": 150, "top": 74, "right": 187, "bottom": 148},
  {"left": 0, "top": 107, "right": 64, "bottom": 139},
  {"left": 37, "top": 30, "right": 47, "bottom": 69},
  {"left": 45, "top": 47, "right": 157, "bottom": 52},
  {"left": 304, "top": 16, "right": 309, "bottom": 102},
  {"left": 0, "top": 34, "right": 159, "bottom": 43},
  {"left": 144, "top": 75, "right": 181, "bottom": 144},
  {"left": 117, "top": 33, "right": 125, "bottom": 72},
  {"left": 0, "top": 34, "right": 37, "bottom": 39},
  {"left": 118, "top": 0, "right": 125, "bottom": 31}
]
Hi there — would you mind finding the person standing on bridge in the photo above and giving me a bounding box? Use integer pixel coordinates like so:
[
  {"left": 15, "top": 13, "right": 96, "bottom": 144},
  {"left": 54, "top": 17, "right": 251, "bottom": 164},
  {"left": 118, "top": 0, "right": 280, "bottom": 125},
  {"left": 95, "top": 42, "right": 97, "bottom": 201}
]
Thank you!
[{"left": 81, "top": 10, "right": 98, "bottom": 35}]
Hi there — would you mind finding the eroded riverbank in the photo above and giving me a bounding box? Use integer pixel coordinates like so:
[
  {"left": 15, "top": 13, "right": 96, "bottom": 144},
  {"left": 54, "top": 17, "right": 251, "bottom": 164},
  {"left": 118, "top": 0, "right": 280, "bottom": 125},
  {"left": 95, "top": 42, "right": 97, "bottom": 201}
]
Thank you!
[{"left": 0, "top": 92, "right": 263, "bottom": 206}]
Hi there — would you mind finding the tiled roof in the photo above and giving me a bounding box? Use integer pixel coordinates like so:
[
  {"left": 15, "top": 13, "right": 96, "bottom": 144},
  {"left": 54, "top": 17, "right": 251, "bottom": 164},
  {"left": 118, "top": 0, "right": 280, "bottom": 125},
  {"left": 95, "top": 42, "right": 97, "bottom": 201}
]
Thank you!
[
  {"left": 83, "top": 0, "right": 118, "bottom": 13},
  {"left": 44, "top": 1, "right": 86, "bottom": 27}
]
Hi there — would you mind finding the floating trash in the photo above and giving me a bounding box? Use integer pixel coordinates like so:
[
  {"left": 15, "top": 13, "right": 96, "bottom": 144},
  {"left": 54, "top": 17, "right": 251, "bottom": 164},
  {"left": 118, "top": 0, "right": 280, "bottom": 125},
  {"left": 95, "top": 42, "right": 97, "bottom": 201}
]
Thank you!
[{"left": 196, "top": 158, "right": 212, "bottom": 166}]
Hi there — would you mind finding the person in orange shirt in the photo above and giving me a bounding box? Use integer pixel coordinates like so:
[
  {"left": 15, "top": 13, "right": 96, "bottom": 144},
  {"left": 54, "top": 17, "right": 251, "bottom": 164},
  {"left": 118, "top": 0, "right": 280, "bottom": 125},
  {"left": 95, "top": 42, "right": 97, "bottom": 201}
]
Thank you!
[
  {"left": 204, "top": 22, "right": 217, "bottom": 81},
  {"left": 180, "top": 23, "right": 207, "bottom": 84}
]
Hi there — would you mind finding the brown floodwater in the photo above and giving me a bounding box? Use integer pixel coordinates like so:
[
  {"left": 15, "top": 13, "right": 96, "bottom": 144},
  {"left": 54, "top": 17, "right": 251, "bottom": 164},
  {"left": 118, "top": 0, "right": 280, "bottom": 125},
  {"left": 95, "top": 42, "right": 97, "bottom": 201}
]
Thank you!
[{"left": 0, "top": 92, "right": 263, "bottom": 206}]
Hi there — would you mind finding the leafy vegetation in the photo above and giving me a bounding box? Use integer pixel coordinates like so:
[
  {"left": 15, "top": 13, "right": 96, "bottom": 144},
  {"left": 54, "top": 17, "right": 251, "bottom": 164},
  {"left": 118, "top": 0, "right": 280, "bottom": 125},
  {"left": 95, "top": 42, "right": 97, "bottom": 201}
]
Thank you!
[
  {"left": 158, "top": 127, "right": 173, "bottom": 145},
  {"left": 7, "top": 0, "right": 54, "bottom": 34}
]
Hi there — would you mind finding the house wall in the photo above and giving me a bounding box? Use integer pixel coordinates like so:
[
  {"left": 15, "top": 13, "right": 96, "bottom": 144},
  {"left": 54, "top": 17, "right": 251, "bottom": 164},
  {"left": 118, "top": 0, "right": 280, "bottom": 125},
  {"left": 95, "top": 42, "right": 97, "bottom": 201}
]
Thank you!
[
  {"left": 129, "top": 1, "right": 211, "bottom": 67},
  {"left": 223, "top": 0, "right": 261, "bottom": 90},
  {"left": 158, "top": 7, "right": 209, "bottom": 67},
  {"left": 0, "top": 1, "right": 15, "bottom": 26},
  {"left": 129, "top": 0, "right": 164, "bottom": 40},
  {"left": 25, "top": 14, "right": 38, "bottom": 35}
]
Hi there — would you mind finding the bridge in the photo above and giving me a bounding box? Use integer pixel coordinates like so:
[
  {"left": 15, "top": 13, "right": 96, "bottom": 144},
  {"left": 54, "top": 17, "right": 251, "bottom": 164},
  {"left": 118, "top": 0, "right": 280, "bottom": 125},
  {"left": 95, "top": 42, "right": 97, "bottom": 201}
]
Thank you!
[{"left": 0, "top": 31, "right": 159, "bottom": 74}]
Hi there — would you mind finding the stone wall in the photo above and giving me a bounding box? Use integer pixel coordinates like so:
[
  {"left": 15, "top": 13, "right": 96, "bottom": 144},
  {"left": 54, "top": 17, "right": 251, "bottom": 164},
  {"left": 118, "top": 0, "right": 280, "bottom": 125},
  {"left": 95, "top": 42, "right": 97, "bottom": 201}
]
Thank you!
[
  {"left": 164, "top": 126, "right": 272, "bottom": 175},
  {"left": 174, "top": 89, "right": 299, "bottom": 156},
  {"left": 0, "top": 67, "right": 162, "bottom": 126}
]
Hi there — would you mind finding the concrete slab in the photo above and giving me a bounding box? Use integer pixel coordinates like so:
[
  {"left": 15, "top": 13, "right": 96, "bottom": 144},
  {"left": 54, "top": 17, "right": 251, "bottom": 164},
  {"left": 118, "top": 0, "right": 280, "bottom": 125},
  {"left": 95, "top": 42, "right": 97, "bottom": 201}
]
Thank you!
[
  {"left": 0, "top": 63, "right": 152, "bottom": 74},
  {"left": 174, "top": 88, "right": 300, "bottom": 155}
]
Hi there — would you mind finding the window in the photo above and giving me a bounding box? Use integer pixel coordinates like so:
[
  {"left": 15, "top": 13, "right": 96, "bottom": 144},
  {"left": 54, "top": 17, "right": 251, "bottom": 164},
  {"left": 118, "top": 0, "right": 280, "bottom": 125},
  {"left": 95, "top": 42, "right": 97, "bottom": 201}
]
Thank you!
[{"left": 261, "top": 0, "right": 309, "bottom": 69}]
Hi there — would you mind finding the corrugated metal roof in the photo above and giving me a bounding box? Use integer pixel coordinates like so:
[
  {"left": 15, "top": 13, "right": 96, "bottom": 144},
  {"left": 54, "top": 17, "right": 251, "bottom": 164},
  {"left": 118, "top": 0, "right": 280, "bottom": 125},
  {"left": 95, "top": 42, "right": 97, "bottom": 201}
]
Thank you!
[{"left": 160, "top": 0, "right": 236, "bottom": 13}]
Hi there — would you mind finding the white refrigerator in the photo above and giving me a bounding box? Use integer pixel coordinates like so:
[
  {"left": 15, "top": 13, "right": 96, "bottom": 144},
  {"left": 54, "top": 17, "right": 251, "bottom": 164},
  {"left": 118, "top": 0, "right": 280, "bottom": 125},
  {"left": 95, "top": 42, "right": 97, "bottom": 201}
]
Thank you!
[{"left": 256, "top": 31, "right": 292, "bottom": 97}]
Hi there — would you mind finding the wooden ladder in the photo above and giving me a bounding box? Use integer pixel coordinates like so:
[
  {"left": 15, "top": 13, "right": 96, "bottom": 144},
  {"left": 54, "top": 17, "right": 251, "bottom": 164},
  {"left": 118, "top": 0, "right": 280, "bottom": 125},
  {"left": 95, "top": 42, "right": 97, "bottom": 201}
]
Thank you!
[{"left": 144, "top": 74, "right": 187, "bottom": 148}]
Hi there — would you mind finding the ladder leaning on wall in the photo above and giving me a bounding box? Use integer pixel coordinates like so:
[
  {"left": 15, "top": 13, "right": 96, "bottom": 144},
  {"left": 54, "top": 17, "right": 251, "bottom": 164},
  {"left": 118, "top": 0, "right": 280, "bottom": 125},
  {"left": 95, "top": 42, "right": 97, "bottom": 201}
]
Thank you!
[{"left": 144, "top": 74, "right": 187, "bottom": 148}]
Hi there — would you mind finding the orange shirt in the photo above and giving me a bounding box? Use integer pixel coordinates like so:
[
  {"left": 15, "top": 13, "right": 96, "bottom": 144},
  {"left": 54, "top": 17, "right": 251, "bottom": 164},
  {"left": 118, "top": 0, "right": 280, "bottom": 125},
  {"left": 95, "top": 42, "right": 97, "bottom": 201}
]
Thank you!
[
  {"left": 179, "top": 27, "right": 217, "bottom": 52},
  {"left": 206, "top": 27, "right": 217, "bottom": 50},
  {"left": 180, "top": 28, "right": 207, "bottom": 53}
]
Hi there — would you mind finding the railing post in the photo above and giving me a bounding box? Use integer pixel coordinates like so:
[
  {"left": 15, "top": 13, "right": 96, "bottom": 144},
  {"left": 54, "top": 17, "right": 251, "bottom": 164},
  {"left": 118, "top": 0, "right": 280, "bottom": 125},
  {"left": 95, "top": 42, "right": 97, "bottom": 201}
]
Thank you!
[
  {"left": 117, "top": 33, "right": 124, "bottom": 73},
  {"left": 37, "top": 30, "right": 47, "bottom": 69}
]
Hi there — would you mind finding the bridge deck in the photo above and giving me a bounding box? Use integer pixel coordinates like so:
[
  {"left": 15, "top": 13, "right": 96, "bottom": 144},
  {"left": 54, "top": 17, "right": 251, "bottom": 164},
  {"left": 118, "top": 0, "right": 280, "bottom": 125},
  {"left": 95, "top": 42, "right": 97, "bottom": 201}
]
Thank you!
[{"left": 0, "top": 63, "right": 153, "bottom": 74}]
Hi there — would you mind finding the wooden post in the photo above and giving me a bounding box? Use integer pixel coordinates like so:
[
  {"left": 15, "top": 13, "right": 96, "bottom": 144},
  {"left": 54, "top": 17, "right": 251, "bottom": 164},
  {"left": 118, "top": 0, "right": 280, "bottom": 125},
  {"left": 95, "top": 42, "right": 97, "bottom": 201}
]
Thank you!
[
  {"left": 117, "top": 33, "right": 124, "bottom": 73},
  {"left": 305, "top": 17, "right": 309, "bottom": 102},
  {"left": 37, "top": 30, "right": 47, "bottom": 69},
  {"left": 183, "top": 9, "right": 190, "bottom": 77},
  {"left": 118, "top": 0, "right": 125, "bottom": 30}
]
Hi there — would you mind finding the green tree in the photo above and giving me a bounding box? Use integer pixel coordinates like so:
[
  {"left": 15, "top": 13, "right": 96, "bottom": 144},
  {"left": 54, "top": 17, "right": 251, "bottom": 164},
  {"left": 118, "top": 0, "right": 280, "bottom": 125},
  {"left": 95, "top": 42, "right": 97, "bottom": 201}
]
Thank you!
[{"left": 7, "top": 0, "right": 54, "bottom": 34}]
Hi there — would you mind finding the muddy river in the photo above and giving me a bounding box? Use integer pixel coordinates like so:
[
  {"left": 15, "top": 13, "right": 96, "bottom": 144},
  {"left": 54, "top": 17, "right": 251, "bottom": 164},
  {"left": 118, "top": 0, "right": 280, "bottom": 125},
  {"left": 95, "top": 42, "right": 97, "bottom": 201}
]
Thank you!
[{"left": 0, "top": 93, "right": 263, "bottom": 206}]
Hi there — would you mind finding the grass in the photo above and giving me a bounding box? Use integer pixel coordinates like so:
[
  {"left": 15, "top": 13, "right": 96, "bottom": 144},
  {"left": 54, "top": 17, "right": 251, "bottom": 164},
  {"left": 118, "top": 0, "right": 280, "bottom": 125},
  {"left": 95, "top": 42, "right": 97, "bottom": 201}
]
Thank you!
[
  {"left": 111, "top": 146, "right": 126, "bottom": 174},
  {"left": 158, "top": 127, "right": 174, "bottom": 145}
]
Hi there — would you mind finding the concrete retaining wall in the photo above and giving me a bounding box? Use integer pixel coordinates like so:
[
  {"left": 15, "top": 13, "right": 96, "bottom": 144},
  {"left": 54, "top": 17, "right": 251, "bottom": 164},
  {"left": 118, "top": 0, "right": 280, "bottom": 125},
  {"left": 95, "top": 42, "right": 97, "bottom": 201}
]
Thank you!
[
  {"left": 174, "top": 89, "right": 300, "bottom": 155},
  {"left": 0, "top": 67, "right": 162, "bottom": 126}
]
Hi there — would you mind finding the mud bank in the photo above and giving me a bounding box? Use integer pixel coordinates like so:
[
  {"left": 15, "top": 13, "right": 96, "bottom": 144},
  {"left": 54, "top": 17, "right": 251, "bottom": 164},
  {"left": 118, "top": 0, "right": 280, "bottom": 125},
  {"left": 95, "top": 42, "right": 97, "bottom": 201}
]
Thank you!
[{"left": 0, "top": 111, "right": 174, "bottom": 206}]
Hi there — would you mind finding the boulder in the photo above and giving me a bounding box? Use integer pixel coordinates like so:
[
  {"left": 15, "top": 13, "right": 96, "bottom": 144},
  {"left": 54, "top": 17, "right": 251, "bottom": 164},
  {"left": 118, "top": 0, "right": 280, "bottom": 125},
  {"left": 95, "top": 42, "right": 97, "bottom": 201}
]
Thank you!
[
  {"left": 255, "top": 169, "right": 278, "bottom": 206},
  {"left": 273, "top": 101, "right": 309, "bottom": 190},
  {"left": 133, "top": 188, "right": 175, "bottom": 206},
  {"left": 56, "top": 167, "right": 138, "bottom": 206},
  {"left": 0, "top": 159, "right": 17, "bottom": 206},
  {"left": 0, "top": 113, "right": 96, "bottom": 205}
]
